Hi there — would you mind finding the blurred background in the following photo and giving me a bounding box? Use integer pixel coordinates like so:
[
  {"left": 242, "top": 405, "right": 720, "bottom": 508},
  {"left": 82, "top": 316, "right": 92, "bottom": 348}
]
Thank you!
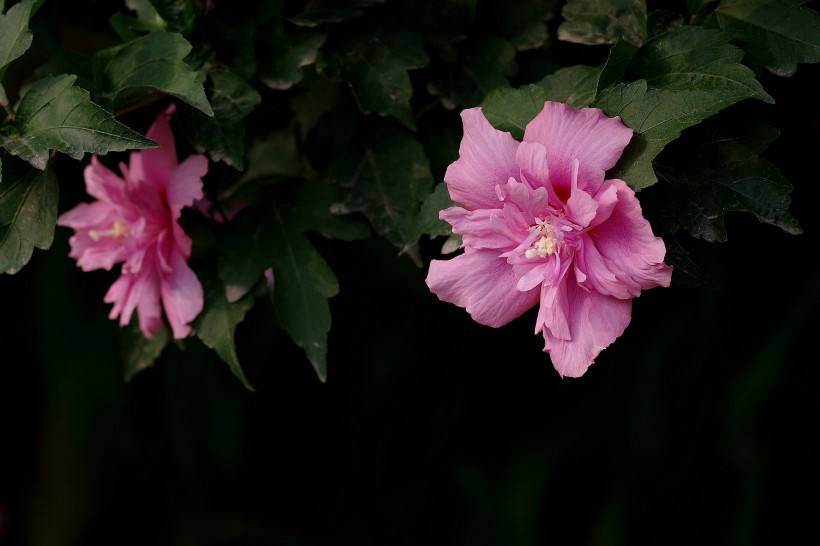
[{"left": 2, "top": 2, "right": 820, "bottom": 545}]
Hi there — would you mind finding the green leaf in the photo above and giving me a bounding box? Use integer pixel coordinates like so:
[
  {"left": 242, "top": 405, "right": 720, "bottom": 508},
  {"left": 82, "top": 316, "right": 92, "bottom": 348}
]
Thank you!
[
  {"left": 597, "top": 35, "right": 638, "bottom": 94},
  {"left": 628, "top": 26, "right": 773, "bottom": 103},
  {"left": 94, "top": 30, "right": 213, "bottom": 116},
  {"left": 121, "top": 320, "right": 169, "bottom": 382},
  {"left": 594, "top": 76, "right": 770, "bottom": 188},
  {"left": 652, "top": 129, "right": 801, "bottom": 242},
  {"left": 257, "top": 22, "right": 327, "bottom": 90},
  {"left": 177, "top": 68, "right": 261, "bottom": 170},
  {"left": 428, "top": 36, "right": 518, "bottom": 108},
  {"left": 481, "top": 84, "right": 549, "bottom": 139},
  {"left": 536, "top": 65, "right": 601, "bottom": 107},
  {"left": 0, "top": 74, "right": 157, "bottom": 170},
  {"left": 148, "top": 0, "right": 195, "bottom": 33},
  {"left": 271, "top": 215, "right": 339, "bottom": 381},
  {"left": 285, "top": 0, "right": 379, "bottom": 27},
  {"left": 716, "top": 0, "right": 820, "bottom": 77},
  {"left": 217, "top": 207, "right": 276, "bottom": 304},
  {"left": 0, "top": 0, "right": 43, "bottom": 80},
  {"left": 407, "top": 182, "right": 455, "bottom": 243},
  {"left": 319, "top": 21, "right": 428, "bottom": 128},
  {"left": 558, "top": 0, "right": 647, "bottom": 46},
  {"left": 282, "top": 181, "right": 372, "bottom": 242},
  {"left": 194, "top": 272, "right": 260, "bottom": 391},
  {"left": 0, "top": 158, "right": 57, "bottom": 275},
  {"left": 329, "top": 122, "right": 434, "bottom": 251},
  {"left": 227, "top": 128, "right": 302, "bottom": 200}
]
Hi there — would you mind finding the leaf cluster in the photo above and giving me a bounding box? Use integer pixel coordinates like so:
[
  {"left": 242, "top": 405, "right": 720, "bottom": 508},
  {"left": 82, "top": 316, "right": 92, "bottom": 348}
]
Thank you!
[{"left": 1, "top": 0, "right": 816, "bottom": 386}]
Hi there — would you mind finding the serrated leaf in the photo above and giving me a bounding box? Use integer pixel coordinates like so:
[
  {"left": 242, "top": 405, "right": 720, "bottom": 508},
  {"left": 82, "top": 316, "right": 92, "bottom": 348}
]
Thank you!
[
  {"left": 428, "top": 36, "right": 518, "bottom": 109},
  {"left": 597, "top": 35, "right": 638, "bottom": 93},
  {"left": 628, "top": 26, "right": 773, "bottom": 103},
  {"left": 482, "top": 84, "right": 549, "bottom": 139},
  {"left": 0, "top": 74, "right": 157, "bottom": 170},
  {"left": 0, "top": 158, "right": 57, "bottom": 274},
  {"left": 177, "top": 68, "right": 261, "bottom": 170},
  {"left": 282, "top": 181, "right": 372, "bottom": 242},
  {"left": 716, "top": 0, "right": 820, "bottom": 77},
  {"left": 257, "top": 23, "right": 327, "bottom": 90},
  {"left": 0, "top": 0, "right": 42, "bottom": 79},
  {"left": 406, "top": 182, "right": 455, "bottom": 245},
  {"left": 594, "top": 78, "right": 769, "bottom": 188},
  {"left": 558, "top": 0, "right": 647, "bottom": 46},
  {"left": 329, "top": 122, "right": 434, "bottom": 251},
  {"left": 121, "top": 320, "right": 169, "bottom": 382},
  {"left": 652, "top": 131, "right": 801, "bottom": 242},
  {"left": 94, "top": 30, "right": 213, "bottom": 115},
  {"left": 271, "top": 215, "right": 339, "bottom": 381},
  {"left": 536, "top": 65, "right": 601, "bottom": 107},
  {"left": 320, "top": 21, "right": 428, "bottom": 128},
  {"left": 195, "top": 272, "right": 259, "bottom": 391},
  {"left": 217, "top": 207, "right": 276, "bottom": 304}
]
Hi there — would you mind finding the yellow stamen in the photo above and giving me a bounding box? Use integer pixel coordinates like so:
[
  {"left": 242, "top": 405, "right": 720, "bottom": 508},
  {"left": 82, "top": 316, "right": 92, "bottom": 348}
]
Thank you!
[{"left": 89, "top": 220, "right": 128, "bottom": 242}]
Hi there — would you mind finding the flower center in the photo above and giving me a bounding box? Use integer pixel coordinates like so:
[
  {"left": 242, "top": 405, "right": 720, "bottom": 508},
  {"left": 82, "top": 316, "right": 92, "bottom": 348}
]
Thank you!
[
  {"left": 89, "top": 220, "right": 128, "bottom": 242},
  {"left": 525, "top": 222, "right": 559, "bottom": 259}
]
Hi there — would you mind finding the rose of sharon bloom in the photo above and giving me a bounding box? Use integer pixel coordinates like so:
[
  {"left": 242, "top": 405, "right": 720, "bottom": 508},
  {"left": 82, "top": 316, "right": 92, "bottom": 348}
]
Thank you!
[
  {"left": 425, "top": 102, "right": 673, "bottom": 377},
  {"left": 57, "top": 105, "right": 207, "bottom": 339}
]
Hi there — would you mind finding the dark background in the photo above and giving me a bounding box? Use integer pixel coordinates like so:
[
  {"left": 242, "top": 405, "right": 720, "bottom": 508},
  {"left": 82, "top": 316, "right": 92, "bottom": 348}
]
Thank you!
[{"left": 2, "top": 3, "right": 820, "bottom": 546}]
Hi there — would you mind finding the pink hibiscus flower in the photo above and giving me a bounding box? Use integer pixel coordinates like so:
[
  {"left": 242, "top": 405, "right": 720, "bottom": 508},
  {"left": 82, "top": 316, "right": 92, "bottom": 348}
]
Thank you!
[
  {"left": 58, "top": 105, "right": 207, "bottom": 339},
  {"left": 426, "top": 102, "right": 673, "bottom": 377}
]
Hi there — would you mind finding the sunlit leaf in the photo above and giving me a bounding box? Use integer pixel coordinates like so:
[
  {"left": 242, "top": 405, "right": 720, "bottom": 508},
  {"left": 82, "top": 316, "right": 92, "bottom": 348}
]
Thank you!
[{"left": 0, "top": 74, "right": 157, "bottom": 170}]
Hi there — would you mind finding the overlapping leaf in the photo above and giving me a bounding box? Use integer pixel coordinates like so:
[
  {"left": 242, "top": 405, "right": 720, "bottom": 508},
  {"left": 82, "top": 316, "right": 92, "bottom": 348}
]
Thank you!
[
  {"left": 217, "top": 207, "right": 276, "bottom": 304},
  {"left": 0, "top": 74, "right": 157, "bottom": 170},
  {"left": 558, "top": 0, "right": 647, "bottom": 46},
  {"left": 121, "top": 321, "right": 169, "bottom": 382},
  {"left": 148, "top": 0, "right": 195, "bottom": 33},
  {"left": 716, "top": 0, "right": 820, "bottom": 77},
  {"left": 177, "top": 68, "right": 261, "bottom": 170},
  {"left": 595, "top": 27, "right": 773, "bottom": 188},
  {"left": 271, "top": 214, "right": 339, "bottom": 382},
  {"left": 0, "top": 158, "right": 57, "bottom": 274},
  {"left": 0, "top": 0, "right": 42, "bottom": 79},
  {"left": 94, "top": 30, "right": 213, "bottom": 115},
  {"left": 195, "top": 271, "right": 261, "bottom": 391},
  {"left": 482, "top": 84, "right": 549, "bottom": 139},
  {"left": 257, "top": 22, "right": 327, "bottom": 90},
  {"left": 320, "top": 21, "right": 428, "bottom": 128},
  {"left": 329, "top": 122, "right": 434, "bottom": 252},
  {"left": 652, "top": 126, "right": 801, "bottom": 242}
]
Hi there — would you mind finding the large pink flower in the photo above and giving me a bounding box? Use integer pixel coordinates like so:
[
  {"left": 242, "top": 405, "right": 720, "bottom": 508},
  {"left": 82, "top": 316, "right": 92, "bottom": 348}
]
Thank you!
[
  {"left": 58, "top": 105, "right": 207, "bottom": 339},
  {"left": 426, "top": 102, "right": 673, "bottom": 377}
]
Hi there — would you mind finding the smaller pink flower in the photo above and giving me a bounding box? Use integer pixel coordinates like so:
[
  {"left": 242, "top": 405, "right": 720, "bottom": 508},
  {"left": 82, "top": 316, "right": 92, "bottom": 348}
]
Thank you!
[{"left": 58, "top": 105, "right": 207, "bottom": 339}]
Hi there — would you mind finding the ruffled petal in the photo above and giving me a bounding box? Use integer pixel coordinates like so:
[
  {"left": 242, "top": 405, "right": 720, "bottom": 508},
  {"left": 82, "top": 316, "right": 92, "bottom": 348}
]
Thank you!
[
  {"left": 128, "top": 105, "right": 179, "bottom": 192},
  {"left": 541, "top": 269, "right": 633, "bottom": 378},
  {"left": 168, "top": 154, "right": 207, "bottom": 212},
  {"left": 441, "top": 207, "right": 519, "bottom": 251},
  {"left": 515, "top": 141, "right": 563, "bottom": 207},
  {"left": 523, "top": 102, "right": 632, "bottom": 197},
  {"left": 426, "top": 250, "right": 539, "bottom": 328},
  {"left": 83, "top": 157, "right": 128, "bottom": 206},
  {"left": 160, "top": 248, "right": 204, "bottom": 339},
  {"left": 586, "top": 180, "right": 672, "bottom": 293},
  {"left": 444, "top": 108, "right": 520, "bottom": 211},
  {"left": 104, "top": 266, "right": 163, "bottom": 337}
]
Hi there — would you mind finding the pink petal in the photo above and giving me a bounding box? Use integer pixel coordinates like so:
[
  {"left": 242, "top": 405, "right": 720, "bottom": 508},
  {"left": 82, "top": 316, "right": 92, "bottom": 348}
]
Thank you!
[
  {"left": 83, "top": 157, "right": 128, "bottom": 206},
  {"left": 57, "top": 201, "right": 115, "bottom": 230},
  {"left": 168, "top": 155, "right": 207, "bottom": 212},
  {"left": 441, "top": 207, "right": 518, "bottom": 251},
  {"left": 523, "top": 102, "right": 632, "bottom": 197},
  {"left": 444, "top": 108, "right": 520, "bottom": 211},
  {"left": 128, "top": 106, "right": 179, "bottom": 192},
  {"left": 585, "top": 180, "right": 672, "bottom": 294},
  {"left": 541, "top": 269, "right": 633, "bottom": 378},
  {"left": 514, "top": 141, "right": 563, "bottom": 208},
  {"left": 160, "top": 248, "right": 204, "bottom": 339},
  {"left": 105, "top": 267, "right": 164, "bottom": 337},
  {"left": 426, "top": 250, "right": 539, "bottom": 328}
]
